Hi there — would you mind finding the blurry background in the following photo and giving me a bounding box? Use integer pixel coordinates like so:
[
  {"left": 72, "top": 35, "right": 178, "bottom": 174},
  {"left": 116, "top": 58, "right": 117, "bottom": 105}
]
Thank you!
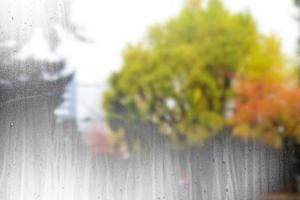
[
  {"left": 1, "top": 0, "right": 296, "bottom": 130},
  {"left": 0, "top": 0, "right": 299, "bottom": 199}
]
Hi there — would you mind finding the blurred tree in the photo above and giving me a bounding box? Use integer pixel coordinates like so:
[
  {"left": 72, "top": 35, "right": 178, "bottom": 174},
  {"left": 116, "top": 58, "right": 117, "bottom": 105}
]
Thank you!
[
  {"left": 237, "top": 35, "right": 287, "bottom": 81},
  {"left": 229, "top": 79, "right": 300, "bottom": 148},
  {"left": 229, "top": 0, "right": 300, "bottom": 149},
  {"left": 84, "top": 123, "right": 127, "bottom": 157},
  {"left": 103, "top": 0, "right": 286, "bottom": 148},
  {"left": 186, "top": 0, "right": 202, "bottom": 10}
]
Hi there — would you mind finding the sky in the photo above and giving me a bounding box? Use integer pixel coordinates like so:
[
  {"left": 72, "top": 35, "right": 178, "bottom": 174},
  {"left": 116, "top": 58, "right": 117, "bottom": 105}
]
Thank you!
[{"left": 60, "top": 0, "right": 299, "bottom": 85}]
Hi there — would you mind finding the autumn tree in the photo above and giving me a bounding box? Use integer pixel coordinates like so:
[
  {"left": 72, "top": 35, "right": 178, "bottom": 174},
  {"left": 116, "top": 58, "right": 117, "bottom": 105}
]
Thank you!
[
  {"left": 228, "top": 0, "right": 300, "bottom": 148},
  {"left": 103, "top": 0, "right": 286, "bottom": 149},
  {"left": 229, "top": 79, "right": 300, "bottom": 148}
]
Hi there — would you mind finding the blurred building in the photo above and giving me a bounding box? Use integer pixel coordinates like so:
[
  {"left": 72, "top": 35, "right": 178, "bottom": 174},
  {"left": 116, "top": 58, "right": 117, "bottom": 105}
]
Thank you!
[
  {"left": 0, "top": 48, "right": 72, "bottom": 116},
  {"left": 55, "top": 76, "right": 77, "bottom": 122},
  {"left": 76, "top": 84, "right": 107, "bottom": 132}
]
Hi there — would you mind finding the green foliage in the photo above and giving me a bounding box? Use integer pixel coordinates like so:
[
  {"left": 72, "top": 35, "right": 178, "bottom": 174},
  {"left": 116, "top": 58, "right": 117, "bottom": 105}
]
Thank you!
[
  {"left": 237, "top": 35, "right": 287, "bottom": 81},
  {"left": 103, "top": 0, "right": 286, "bottom": 148}
]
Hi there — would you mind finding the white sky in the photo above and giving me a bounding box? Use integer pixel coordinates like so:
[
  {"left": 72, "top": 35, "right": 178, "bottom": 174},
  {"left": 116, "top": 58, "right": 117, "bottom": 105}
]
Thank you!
[{"left": 58, "top": 0, "right": 299, "bottom": 85}]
